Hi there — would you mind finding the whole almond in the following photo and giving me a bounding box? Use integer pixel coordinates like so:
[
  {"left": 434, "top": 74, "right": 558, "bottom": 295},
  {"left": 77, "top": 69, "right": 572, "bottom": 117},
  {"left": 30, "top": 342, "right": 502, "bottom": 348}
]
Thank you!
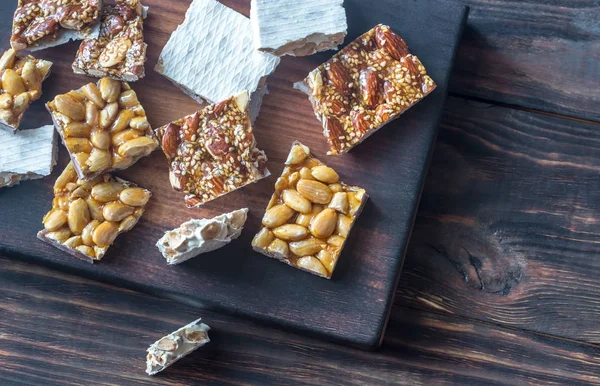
[
  {"left": 297, "top": 179, "right": 333, "bottom": 205},
  {"left": 282, "top": 189, "right": 312, "bottom": 213},
  {"left": 262, "top": 204, "right": 295, "bottom": 228},
  {"left": 325, "top": 99, "right": 348, "bottom": 117},
  {"left": 310, "top": 208, "right": 337, "bottom": 239},
  {"left": 289, "top": 237, "right": 326, "bottom": 257},
  {"left": 273, "top": 224, "right": 309, "bottom": 241},
  {"left": 375, "top": 25, "right": 409, "bottom": 60},
  {"left": 68, "top": 198, "right": 91, "bottom": 234},
  {"left": 296, "top": 256, "right": 329, "bottom": 277},
  {"left": 55, "top": 94, "right": 86, "bottom": 121},
  {"left": 350, "top": 110, "right": 370, "bottom": 134},
  {"left": 326, "top": 61, "right": 351, "bottom": 95},
  {"left": 161, "top": 123, "right": 181, "bottom": 159},
  {"left": 359, "top": 68, "right": 379, "bottom": 108},
  {"left": 376, "top": 104, "right": 393, "bottom": 122},
  {"left": 311, "top": 165, "right": 339, "bottom": 184},
  {"left": 325, "top": 116, "right": 345, "bottom": 153}
]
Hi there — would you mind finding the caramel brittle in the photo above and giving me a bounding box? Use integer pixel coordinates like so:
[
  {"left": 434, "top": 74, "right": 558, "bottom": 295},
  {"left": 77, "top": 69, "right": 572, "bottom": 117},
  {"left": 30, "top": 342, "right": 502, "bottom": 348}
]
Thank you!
[
  {"left": 11, "top": 0, "right": 102, "bottom": 51},
  {"left": 296, "top": 24, "right": 436, "bottom": 155},
  {"left": 73, "top": 0, "right": 147, "bottom": 81},
  {"left": 37, "top": 162, "right": 151, "bottom": 263},
  {"left": 0, "top": 48, "right": 52, "bottom": 133},
  {"left": 46, "top": 77, "right": 158, "bottom": 180},
  {"left": 252, "top": 142, "right": 368, "bottom": 279},
  {"left": 155, "top": 91, "right": 269, "bottom": 208}
]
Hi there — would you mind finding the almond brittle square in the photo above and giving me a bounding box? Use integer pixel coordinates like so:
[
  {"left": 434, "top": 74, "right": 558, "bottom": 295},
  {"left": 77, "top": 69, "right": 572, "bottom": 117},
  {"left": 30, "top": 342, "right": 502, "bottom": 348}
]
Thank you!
[
  {"left": 46, "top": 77, "right": 158, "bottom": 180},
  {"left": 252, "top": 142, "right": 368, "bottom": 279},
  {"left": 154, "top": 91, "right": 269, "bottom": 208},
  {"left": 295, "top": 24, "right": 436, "bottom": 155},
  {"left": 73, "top": 0, "right": 147, "bottom": 81},
  {"left": 37, "top": 162, "right": 151, "bottom": 263}
]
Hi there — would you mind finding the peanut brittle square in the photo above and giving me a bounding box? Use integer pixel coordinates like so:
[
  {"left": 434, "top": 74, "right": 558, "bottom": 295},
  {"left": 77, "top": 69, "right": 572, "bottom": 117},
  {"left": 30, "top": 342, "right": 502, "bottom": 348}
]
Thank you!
[
  {"left": 0, "top": 48, "right": 52, "bottom": 133},
  {"left": 37, "top": 162, "right": 151, "bottom": 263},
  {"left": 10, "top": 0, "right": 102, "bottom": 51},
  {"left": 155, "top": 91, "right": 269, "bottom": 208},
  {"left": 295, "top": 24, "right": 437, "bottom": 155},
  {"left": 46, "top": 77, "right": 158, "bottom": 180},
  {"left": 73, "top": 0, "right": 147, "bottom": 81},
  {"left": 252, "top": 142, "right": 368, "bottom": 279}
]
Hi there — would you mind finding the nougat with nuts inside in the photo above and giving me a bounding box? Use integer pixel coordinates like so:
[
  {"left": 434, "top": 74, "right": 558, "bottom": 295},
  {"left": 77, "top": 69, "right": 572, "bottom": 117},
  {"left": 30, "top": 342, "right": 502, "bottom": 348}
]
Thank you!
[
  {"left": 47, "top": 77, "right": 158, "bottom": 180},
  {"left": 252, "top": 142, "right": 368, "bottom": 278},
  {"left": 73, "top": 0, "right": 148, "bottom": 81},
  {"left": 295, "top": 24, "right": 436, "bottom": 155},
  {"left": 0, "top": 48, "right": 52, "bottom": 133},
  {"left": 37, "top": 162, "right": 151, "bottom": 263},
  {"left": 155, "top": 91, "right": 269, "bottom": 208}
]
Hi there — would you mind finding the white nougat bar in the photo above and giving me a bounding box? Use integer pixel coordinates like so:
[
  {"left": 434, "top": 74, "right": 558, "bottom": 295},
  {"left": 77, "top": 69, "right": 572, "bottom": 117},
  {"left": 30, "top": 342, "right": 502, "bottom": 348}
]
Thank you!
[
  {"left": 250, "top": 0, "right": 347, "bottom": 56},
  {"left": 156, "top": 208, "right": 248, "bottom": 265},
  {"left": 155, "top": 0, "right": 279, "bottom": 119},
  {"left": 0, "top": 125, "right": 57, "bottom": 188},
  {"left": 146, "top": 319, "right": 211, "bottom": 375}
]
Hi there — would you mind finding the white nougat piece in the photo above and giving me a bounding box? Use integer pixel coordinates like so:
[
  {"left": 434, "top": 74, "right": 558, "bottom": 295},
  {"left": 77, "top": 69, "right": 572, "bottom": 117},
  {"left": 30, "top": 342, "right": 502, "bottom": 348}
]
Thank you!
[
  {"left": 0, "top": 125, "right": 57, "bottom": 188},
  {"left": 250, "top": 0, "right": 347, "bottom": 56},
  {"left": 155, "top": 0, "right": 280, "bottom": 115},
  {"left": 146, "top": 318, "right": 211, "bottom": 375},
  {"left": 156, "top": 208, "right": 248, "bottom": 265}
]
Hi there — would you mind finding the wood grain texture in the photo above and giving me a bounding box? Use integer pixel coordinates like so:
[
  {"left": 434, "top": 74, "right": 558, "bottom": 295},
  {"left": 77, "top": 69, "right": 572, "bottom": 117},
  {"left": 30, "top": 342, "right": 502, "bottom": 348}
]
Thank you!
[
  {"left": 448, "top": 0, "right": 600, "bottom": 122},
  {"left": 398, "top": 97, "right": 600, "bottom": 344},
  {"left": 2, "top": 256, "right": 599, "bottom": 386},
  {"left": 0, "top": 0, "right": 468, "bottom": 348}
]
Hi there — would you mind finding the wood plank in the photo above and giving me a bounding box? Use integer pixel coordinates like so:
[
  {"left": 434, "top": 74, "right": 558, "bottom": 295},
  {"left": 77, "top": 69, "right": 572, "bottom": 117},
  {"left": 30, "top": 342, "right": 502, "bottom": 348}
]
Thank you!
[
  {"left": 397, "top": 96, "right": 600, "bottom": 344},
  {"left": 448, "top": 0, "right": 600, "bottom": 122},
  {"left": 1, "top": 256, "right": 599, "bottom": 386},
  {"left": 0, "top": 0, "right": 468, "bottom": 348}
]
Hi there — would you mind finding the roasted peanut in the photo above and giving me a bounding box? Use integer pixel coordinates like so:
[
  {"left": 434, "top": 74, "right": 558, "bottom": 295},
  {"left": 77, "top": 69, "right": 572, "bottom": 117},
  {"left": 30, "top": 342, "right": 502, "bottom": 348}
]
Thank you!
[
  {"left": 99, "top": 102, "right": 119, "bottom": 129},
  {"left": 110, "top": 109, "right": 135, "bottom": 133},
  {"left": 328, "top": 192, "right": 349, "bottom": 214},
  {"left": 327, "top": 235, "right": 345, "bottom": 248},
  {"left": 86, "top": 101, "right": 99, "bottom": 127},
  {"left": 81, "top": 83, "right": 105, "bottom": 108},
  {"left": 117, "top": 136, "right": 156, "bottom": 158},
  {"left": 11, "top": 92, "right": 30, "bottom": 115},
  {"left": 64, "top": 235, "right": 83, "bottom": 249},
  {"left": 99, "top": 77, "right": 121, "bottom": 103},
  {"left": 81, "top": 220, "right": 101, "bottom": 246},
  {"left": 76, "top": 245, "right": 96, "bottom": 258},
  {"left": 0, "top": 49, "right": 16, "bottom": 71},
  {"left": 54, "top": 163, "right": 77, "bottom": 192},
  {"left": 90, "top": 130, "right": 111, "bottom": 150},
  {"left": 43, "top": 209, "right": 68, "bottom": 231},
  {"left": 91, "top": 181, "right": 124, "bottom": 202},
  {"left": 64, "top": 122, "right": 91, "bottom": 138},
  {"left": 0, "top": 93, "right": 13, "bottom": 109},
  {"left": 2, "top": 69, "right": 25, "bottom": 95},
  {"left": 92, "top": 221, "right": 119, "bottom": 247},
  {"left": 129, "top": 116, "right": 149, "bottom": 131},
  {"left": 336, "top": 214, "right": 352, "bottom": 238},
  {"left": 103, "top": 202, "right": 135, "bottom": 222},
  {"left": 86, "top": 197, "right": 105, "bottom": 221},
  {"left": 118, "top": 89, "right": 139, "bottom": 108},
  {"left": 45, "top": 227, "right": 72, "bottom": 243},
  {"left": 21, "top": 61, "right": 41, "bottom": 91},
  {"left": 55, "top": 94, "right": 85, "bottom": 121},
  {"left": 118, "top": 215, "right": 138, "bottom": 232},
  {"left": 65, "top": 138, "right": 93, "bottom": 153},
  {"left": 68, "top": 198, "right": 91, "bottom": 234},
  {"left": 86, "top": 148, "right": 112, "bottom": 172},
  {"left": 73, "top": 152, "right": 91, "bottom": 171},
  {"left": 119, "top": 187, "right": 151, "bottom": 207}
]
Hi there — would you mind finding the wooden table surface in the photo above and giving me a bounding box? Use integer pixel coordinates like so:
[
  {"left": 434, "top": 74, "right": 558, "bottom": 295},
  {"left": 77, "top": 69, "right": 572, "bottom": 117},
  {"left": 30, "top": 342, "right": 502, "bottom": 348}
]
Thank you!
[{"left": 2, "top": 0, "right": 600, "bottom": 385}]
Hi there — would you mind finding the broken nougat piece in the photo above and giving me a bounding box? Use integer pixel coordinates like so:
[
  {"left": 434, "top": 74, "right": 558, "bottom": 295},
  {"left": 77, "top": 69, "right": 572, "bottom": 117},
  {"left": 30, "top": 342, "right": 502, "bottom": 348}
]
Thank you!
[
  {"left": 252, "top": 142, "right": 368, "bottom": 278},
  {"left": 295, "top": 24, "right": 437, "bottom": 155},
  {"left": 37, "top": 162, "right": 151, "bottom": 263},
  {"left": 73, "top": 0, "right": 148, "bottom": 81},
  {"left": 10, "top": 0, "right": 102, "bottom": 51},
  {"left": 250, "top": 0, "right": 347, "bottom": 56},
  {"left": 47, "top": 77, "right": 158, "bottom": 180},
  {"left": 146, "top": 318, "right": 210, "bottom": 375},
  {"left": 155, "top": 91, "right": 269, "bottom": 208},
  {"left": 155, "top": 0, "right": 279, "bottom": 118},
  {"left": 156, "top": 208, "right": 248, "bottom": 265},
  {"left": 0, "top": 49, "right": 53, "bottom": 133},
  {"left": 1, "top": 125, "right": 57, "bottom": 188}
]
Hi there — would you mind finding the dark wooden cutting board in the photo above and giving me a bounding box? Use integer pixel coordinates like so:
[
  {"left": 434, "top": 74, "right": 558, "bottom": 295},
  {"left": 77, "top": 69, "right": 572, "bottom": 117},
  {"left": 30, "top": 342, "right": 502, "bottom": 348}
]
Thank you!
[{"left": 0, "top": 0, "right": 468, "bottom": 348}]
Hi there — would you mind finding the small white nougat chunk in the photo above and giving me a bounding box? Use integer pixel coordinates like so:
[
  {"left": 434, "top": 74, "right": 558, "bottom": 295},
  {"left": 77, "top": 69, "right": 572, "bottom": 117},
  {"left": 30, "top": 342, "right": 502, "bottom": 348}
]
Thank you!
[
  {"left": 250, "top": 0, "right": 347, "bottom": 56},
  {"left": 0, "top": 125, "right": 57, "bottom": 188},
  {"left": 155, "top": 0, "right": 280, "bottom": 115},
  {"left": 156, "top": 208, "right": 248, "bottom": 265},
  {"left": 146, "top": 318, "right": 210, "bottom": 375}
]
